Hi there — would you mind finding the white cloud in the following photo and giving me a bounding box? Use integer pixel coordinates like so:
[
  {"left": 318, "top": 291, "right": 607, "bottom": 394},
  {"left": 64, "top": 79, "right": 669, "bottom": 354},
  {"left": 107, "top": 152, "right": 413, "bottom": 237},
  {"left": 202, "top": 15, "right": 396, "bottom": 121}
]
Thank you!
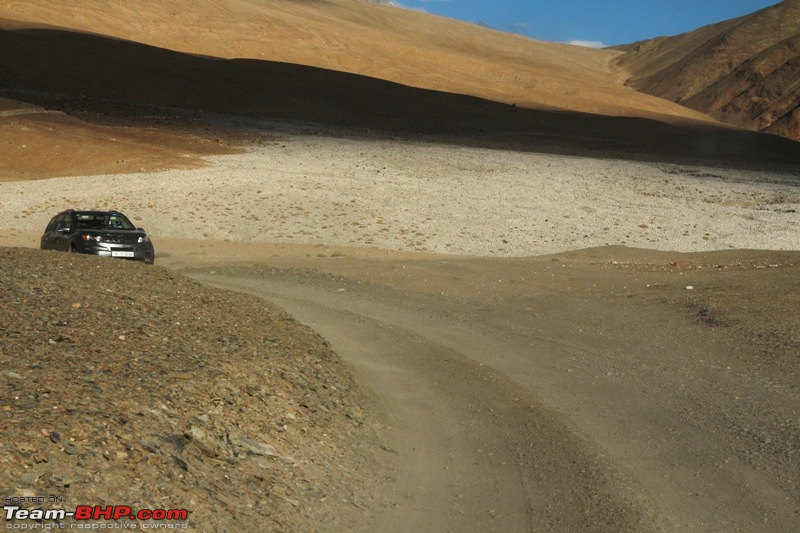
[
  {"left": 392, "top": 2, "right": 427, "bottom": 12},
  {"left": 567, "top": 40, "right": 607, "bottom": 49},
  {"left": 394, "top": 0, "right": 451, "bottom": 10}
]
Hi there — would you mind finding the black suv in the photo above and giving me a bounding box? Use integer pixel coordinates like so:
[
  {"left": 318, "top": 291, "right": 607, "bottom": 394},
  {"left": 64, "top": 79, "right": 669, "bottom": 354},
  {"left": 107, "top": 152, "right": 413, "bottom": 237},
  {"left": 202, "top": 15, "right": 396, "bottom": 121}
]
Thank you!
[{"left": 40, "top": 210, "right": 155, "bottom": 264}]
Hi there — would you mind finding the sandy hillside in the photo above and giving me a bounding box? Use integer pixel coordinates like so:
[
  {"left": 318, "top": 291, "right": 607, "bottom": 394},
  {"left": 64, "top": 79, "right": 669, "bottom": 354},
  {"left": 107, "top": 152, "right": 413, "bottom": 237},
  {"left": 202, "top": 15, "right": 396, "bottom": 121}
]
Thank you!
[
  {"left": 0, "top": 97, "right": 238, "bottom": 180},
  {"left": 0, "top": 0, "right": 712, "bottom": 121},
  {"left": 1, "top": 0, "right": 799, "bottom": 181}
]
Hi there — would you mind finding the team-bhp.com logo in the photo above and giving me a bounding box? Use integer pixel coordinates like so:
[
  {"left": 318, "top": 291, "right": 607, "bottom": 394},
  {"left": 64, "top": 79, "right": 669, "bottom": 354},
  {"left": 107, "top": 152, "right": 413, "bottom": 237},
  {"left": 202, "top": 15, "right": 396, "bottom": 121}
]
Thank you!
[{"left": 4, "top": 504, "right": 189, "bottom": 529}]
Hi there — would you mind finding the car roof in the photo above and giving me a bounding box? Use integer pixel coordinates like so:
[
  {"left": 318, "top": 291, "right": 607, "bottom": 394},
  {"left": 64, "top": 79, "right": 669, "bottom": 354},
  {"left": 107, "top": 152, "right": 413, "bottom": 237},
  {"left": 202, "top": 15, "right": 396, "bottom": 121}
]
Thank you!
[{"left": 63, "top": 210, "right": 127, "bottom": 216}]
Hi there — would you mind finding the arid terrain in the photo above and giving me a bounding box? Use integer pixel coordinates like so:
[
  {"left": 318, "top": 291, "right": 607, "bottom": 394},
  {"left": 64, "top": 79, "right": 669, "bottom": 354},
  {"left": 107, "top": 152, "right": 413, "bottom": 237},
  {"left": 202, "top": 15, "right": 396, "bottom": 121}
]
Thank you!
[
  {"left": 1, "top": 0, "right": 800, "bottom": 531},
  {"left": 1, "top": 0, "right": 800, "bottom": 181},
  {"left": 615, "top": 0, "right": 800, "bottom": 141}
]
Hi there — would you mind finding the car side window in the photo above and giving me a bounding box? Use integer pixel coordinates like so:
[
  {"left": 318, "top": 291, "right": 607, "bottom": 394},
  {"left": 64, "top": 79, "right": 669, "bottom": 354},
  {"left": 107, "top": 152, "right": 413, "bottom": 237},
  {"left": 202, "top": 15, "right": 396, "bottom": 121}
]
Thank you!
[
  {"left": 46, "top": 216, "right": 58, "bottom": 233},
  {"left": 56, "top": 214, "right": 71, "bottom": 231}
]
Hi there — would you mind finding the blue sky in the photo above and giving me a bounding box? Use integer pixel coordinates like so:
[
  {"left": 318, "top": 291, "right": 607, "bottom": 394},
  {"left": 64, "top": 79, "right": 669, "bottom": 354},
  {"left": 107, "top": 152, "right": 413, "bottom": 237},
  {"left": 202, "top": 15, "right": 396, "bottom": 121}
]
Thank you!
[{"left": 393, "top": 0, "right": 783, "bottom": 47}]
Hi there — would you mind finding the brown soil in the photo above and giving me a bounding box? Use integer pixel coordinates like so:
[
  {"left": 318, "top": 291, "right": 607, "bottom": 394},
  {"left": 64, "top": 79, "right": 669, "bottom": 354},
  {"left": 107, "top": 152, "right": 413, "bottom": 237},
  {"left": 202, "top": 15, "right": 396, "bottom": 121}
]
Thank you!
[
  {"left": 6, "top": 241, "right": 799, "bottom": 531},
  {"left": 0, "top": 98, "right": 239, "bottom": 181},
  {"left": 174, "top": 242, "right": 800, "bottom": 532}
]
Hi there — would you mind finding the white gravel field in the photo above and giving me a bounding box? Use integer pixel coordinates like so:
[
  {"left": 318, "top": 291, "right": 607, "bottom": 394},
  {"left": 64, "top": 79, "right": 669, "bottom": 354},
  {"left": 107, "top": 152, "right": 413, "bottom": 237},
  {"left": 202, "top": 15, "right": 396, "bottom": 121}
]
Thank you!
[{"left": 1, "top": 134, "right": 799, "bottom": 256}]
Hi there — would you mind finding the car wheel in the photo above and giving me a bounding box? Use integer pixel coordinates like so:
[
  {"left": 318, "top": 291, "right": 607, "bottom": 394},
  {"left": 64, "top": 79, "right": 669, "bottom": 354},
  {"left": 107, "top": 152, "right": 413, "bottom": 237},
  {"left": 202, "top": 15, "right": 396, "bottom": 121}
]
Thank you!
[{"left": 69, "top": 245, "right": 78, "bottom": 253}]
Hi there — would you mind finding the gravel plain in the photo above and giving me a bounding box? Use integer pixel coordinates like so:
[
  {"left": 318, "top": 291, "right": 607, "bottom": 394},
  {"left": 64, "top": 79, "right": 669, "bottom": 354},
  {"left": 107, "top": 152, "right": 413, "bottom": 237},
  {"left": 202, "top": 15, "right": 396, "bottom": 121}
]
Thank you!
[{"left": 1, "top": 133, "right": 798, "bottom": 257}]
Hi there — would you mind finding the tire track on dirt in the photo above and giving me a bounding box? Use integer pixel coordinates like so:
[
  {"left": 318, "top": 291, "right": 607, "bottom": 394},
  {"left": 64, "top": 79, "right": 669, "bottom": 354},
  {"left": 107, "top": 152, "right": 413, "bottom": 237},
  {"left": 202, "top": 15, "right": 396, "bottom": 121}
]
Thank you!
[{"left": 189, "top": 272, "right": 660, "bottom": 532}]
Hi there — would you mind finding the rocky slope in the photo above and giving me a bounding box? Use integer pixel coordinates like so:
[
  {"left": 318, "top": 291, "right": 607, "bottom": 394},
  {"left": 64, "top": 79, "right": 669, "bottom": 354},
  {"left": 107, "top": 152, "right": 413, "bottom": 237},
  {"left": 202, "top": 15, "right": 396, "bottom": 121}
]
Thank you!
[
  {"left": 615, "top": 0, "right": 800, "bottom": 141},
  {"left": 0, "top": 247, "right": 386, "bottom": 531}
]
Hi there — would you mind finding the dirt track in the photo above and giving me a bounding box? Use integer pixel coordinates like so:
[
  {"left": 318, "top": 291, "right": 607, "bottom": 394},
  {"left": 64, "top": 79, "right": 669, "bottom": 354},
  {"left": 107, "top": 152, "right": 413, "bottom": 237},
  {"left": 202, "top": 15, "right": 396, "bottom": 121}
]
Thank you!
[{"left": 169, "top": 244, "right": 800, "bottom": 532}]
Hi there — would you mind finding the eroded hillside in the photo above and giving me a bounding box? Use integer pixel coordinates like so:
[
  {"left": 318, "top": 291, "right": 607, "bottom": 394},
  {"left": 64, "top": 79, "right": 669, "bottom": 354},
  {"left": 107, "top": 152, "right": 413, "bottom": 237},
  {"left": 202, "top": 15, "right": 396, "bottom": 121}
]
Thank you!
[{"left": 615, "top": 0, "right": 800, "bottom": 141}]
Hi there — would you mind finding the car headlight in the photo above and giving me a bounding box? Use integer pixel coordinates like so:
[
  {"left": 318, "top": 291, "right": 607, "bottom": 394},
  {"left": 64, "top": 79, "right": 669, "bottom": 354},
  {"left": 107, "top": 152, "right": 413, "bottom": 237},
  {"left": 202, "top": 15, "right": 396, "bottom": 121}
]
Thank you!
[
  {"left": 138, "top": 235, "right": 150, "bottom": 243},
  {"left": 81, "top": 234, "right": 102, "bottom": 242}
]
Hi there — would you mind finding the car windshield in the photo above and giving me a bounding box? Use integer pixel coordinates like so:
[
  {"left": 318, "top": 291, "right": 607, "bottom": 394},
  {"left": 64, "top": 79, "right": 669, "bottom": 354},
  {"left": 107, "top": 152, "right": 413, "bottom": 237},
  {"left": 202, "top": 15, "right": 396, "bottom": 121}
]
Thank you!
[{"left": 75, "top": 212, "right": 136, "bottom": 230}]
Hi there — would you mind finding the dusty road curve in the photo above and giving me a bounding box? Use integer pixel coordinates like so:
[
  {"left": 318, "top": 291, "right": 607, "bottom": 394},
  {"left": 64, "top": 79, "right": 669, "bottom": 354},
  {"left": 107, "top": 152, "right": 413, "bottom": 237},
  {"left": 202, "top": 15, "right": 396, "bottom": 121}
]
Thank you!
[
  {"left": 180, "top": 248, "right": 800, "bottom": 532},
  {"left": 188, "top": 273, "right": 656, "bottom": 532}
]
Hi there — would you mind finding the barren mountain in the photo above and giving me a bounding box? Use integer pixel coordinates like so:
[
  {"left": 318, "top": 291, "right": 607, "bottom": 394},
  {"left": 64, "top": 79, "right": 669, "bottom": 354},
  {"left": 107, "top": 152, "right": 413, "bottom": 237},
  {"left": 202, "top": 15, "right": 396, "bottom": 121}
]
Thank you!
[
  {"left": 0, "top": 0, "right": 705, "bottom": 120},
  {"left": 615, "top": 0, "right": 800, "bottom": 141},
  {"left": 3, "top": 0, "right": 799, "bottom": 180}
]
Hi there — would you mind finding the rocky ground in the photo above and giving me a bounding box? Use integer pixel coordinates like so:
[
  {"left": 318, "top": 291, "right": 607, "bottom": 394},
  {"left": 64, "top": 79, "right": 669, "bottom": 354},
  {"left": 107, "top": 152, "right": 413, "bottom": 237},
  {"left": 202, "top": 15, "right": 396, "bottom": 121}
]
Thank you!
[
  {"left": 1, "top": 121, "right": 798, "bottom": 532},
  {"left": 0, "top": 247, "right": 388, "bottom": 531}
]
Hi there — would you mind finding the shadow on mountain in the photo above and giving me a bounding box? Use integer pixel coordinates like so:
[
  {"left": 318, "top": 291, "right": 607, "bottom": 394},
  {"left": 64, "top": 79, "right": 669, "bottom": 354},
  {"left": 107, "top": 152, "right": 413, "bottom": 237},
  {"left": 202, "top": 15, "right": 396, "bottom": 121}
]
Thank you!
[{"left": 2, "top": 26, "right": 799, "bottom": 167}]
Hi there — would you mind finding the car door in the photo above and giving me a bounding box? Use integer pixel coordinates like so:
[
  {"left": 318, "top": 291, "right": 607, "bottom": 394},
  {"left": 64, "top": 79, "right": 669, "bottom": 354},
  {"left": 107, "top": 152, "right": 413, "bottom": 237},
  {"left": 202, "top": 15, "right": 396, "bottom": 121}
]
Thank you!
[
  {"left": 41, "top": 216, "right": 59, "bottom": 249},
  {"left": 42, "top": 215, "right": 67, "bottom": 250},
  {"left": 53, "top": 214, "right": 72, "bottom": 251}
]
